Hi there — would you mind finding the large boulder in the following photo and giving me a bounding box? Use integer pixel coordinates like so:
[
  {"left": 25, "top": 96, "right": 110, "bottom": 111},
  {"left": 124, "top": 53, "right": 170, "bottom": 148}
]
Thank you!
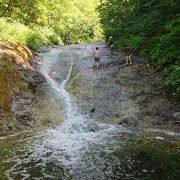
[{"left": 173, "top": 112, "right": 180, "bottom": 124}]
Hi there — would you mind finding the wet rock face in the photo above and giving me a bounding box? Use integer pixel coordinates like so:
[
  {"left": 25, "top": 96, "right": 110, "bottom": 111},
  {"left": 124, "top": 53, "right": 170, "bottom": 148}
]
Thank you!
[
  {"left": 173, "top": 112, "right": 180, "bottom": 120},
  {"left": 173, "top": 112, "right": 180, "bottom": 124},
  {"left": 67, "top": 120, "right": 99, "bottom": 133},
  {"left": 119, "top": 116, "right": 140, "bottom": 127},
  {"left": 67, "top": 44, "right": 180, "bottom": 131},
  {"left": 15, "top": 67, "right": 45, "bottom": 93},
  {"left": 0, "top": 42, "right": 46, "bottom": 136},
  {"left": 11, "top": 92, "right": 33, "bottom": 120}
]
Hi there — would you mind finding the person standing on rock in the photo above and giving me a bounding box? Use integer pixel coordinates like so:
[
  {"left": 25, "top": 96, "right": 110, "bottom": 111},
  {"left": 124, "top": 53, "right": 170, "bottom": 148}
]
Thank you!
[
  {"left": 66, "top": 35, "right": 72, "bottom": 45},
  {"left": 108, "top": 36, "right": 113, "bottom": 46},
  {"left": 94, "top": 47, "right": 101, "bottom": 70},
  {"left": 123, "top": 45, "right": 132, "bottom": 65},
  {"left": 108, "top": 36, "right": 115, "bottom": 60}
]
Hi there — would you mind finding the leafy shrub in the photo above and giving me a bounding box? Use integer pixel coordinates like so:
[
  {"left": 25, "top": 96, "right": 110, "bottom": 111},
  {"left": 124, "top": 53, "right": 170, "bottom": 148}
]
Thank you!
[
  {"left": 152, "top": 18, "right": 180, "bottom": 90},
  {"left": 116, "top": 36, "right": 143, "bottom": 52},
  {"left": 0, "top": 18, "right": 63, "bottom": 50},
  {"left": 49, "top": 35, "right": 58, "bottom": 45},
  {"left": 164, "top": 65, "right": 180, "bottom": 90},
  {"left": 0, "top": 18, "right": 30, "bottom": 43},
  {"left": 26, "top": 33, "right": 43, "bottom": 51}
]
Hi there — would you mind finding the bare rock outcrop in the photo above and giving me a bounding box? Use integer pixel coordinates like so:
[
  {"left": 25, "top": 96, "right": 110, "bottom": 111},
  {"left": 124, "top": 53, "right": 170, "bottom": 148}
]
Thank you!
[{"left": 0, "top": 41, "right": 45, "bottom": 136}]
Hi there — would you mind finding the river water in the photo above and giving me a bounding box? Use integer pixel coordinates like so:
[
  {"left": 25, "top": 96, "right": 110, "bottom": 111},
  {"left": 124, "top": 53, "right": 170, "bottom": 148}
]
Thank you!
[{"left": 0, "top": 45, "right": 180, "bottom": 180}]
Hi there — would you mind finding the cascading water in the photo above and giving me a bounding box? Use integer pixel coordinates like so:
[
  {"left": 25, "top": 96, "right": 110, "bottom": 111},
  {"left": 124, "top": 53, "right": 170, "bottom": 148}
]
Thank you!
[
  {"left": 40, "top": 47, "right": 100, "bottom": 133},
  {"left": 2, "top": 46, "right": 128, "bottom": 179},
  {"left": 39, "top": 46, "right": 128, "bottom": 137},
  {"left": 0, "top": 45, "right": 179, "bottom": 180},
  {"left": 40, "top": 48, "right": 74, "bottom": 122},
  {"left": 0, "top": 45, "right": 180, "bottom": 180}
]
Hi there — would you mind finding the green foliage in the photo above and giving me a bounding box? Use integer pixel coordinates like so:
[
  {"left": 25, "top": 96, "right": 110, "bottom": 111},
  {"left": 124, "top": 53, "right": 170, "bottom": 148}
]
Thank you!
[
  {"left": 164, "top": 65, "right": 180, "bottom": 90},
  {"left": 98, "top": 0, "right": 180, "bottom": 90},
  {"left": 152, "top": 17, "right": 180, "bottom": 90},
  {"left": 0, "top": 18, "right": 30, "bottom": 43},
  {"left": 116, "top": 36, "right": 143, "bottom": 52},
  {"left": 26, "top": 32, "right": 43, "bottom": 51},
  {"left": 0, "top": 0, "right": 40, "bottom": 24},
  {"left": 0, "top": 0, "right": 102, "bottom": 48},
  {"left": 43, "top": 0, "right": 103, "bottom": 43},
  {"left": 0, "top": 18, "right": 62, "bottom": 50},
  {"left": 48, "top": 35, "right": 59, "bottom": 45}
]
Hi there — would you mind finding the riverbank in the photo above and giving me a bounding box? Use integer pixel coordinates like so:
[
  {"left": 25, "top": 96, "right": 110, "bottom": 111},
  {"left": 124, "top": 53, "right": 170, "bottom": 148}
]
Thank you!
[{"left": 0, "top": 42, "right": 65, "bottom": 136}]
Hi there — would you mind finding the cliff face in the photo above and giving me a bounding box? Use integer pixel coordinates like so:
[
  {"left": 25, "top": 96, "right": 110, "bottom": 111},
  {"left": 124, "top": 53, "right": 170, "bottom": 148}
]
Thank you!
[{"left": 0, "top": 42, "right": 45, "bottom": 136}]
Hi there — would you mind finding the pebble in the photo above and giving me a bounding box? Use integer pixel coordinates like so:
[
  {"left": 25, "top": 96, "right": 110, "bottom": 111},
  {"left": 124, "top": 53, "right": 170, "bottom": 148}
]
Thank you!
[
  {"left": 142, "top": 169, "right": 148, "bottom": 173},
  {"left": 155, "top": 136, "right": 164, "bottom": 140}
]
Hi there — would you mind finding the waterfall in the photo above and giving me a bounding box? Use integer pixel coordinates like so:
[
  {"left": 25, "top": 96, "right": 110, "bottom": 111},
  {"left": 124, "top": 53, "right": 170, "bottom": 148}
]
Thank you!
[
  {"left": 3, "top": 46, "right": 129, "bottom": 180},
  {"left": 40, "top": 47, "right": 100, "bottom": 134}
]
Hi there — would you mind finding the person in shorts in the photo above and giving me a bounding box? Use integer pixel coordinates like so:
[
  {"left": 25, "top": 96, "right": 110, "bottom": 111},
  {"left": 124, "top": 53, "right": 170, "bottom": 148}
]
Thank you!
[{"left": 94, "top": 47, "right": 101, "bottom": 69}]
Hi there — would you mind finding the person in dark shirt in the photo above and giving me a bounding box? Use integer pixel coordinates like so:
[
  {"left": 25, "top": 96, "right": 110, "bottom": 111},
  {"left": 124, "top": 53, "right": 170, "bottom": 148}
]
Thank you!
[
  {"left": 108, "top": 36, "right": 113, "bottom": 47},
  {"left": 123, "top": 45, "right": 132, "bottom": 65},
  {"left": 66, "top": 35, "right": 72, "bottom": 45}
]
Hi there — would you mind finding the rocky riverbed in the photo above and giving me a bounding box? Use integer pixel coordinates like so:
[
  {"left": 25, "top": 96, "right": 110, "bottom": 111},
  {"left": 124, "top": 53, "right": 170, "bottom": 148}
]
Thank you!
[
  {"left": 0, "top": 42, "right": 179, "bottom": 136},
  {"left": 67, "top": 43, "right": 180, "bottom": 132},
  {"left": 0, "top": 44, "right": 179, "bottom": 180}
]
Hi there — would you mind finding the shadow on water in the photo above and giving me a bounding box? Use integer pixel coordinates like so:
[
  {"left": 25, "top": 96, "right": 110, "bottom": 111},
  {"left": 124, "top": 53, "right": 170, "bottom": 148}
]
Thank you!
[{"left": 98, "top": 134, "right": 180, "bottom": 180}]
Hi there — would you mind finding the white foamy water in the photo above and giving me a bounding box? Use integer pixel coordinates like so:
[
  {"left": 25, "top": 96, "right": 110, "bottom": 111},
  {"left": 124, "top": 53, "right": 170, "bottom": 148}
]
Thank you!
[{"left": 4, "top": 46, "right": 129, "bottom": 179}]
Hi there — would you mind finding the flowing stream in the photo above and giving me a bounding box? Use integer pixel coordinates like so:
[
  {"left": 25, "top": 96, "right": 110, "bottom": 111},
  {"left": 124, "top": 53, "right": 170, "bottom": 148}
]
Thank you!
[{"left": 0, "top": 46, "right": 179, "bottom": 180}]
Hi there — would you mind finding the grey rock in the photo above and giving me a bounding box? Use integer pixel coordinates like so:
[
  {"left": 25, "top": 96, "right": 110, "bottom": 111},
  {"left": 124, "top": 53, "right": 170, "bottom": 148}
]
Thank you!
[
  {"left": 155, "top": 136, "right": 164, "bottom": 141},
  {"left": 90, "top": 107, "right": 96, "bottom": 113},
  {"left": 86, "top": 120, "right": 99, "bottom": 132},
  {"left": 68, "top": 120, "right": 99, "bottom": 133},
  {"left": 173, "top": 112, "right": 180, "bottom": 121},
  {"left": 119, "top": 116, "right": 140, "bottom": 127}
]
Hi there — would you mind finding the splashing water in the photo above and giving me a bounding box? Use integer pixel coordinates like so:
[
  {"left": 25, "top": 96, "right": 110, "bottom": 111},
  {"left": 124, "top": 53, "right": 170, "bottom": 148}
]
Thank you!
[
  {"left": 1, "top": 46, "right": 129, "bottom": 179},
  {"left": 0, "top": 45, "right": 179, "bottom": 180}
]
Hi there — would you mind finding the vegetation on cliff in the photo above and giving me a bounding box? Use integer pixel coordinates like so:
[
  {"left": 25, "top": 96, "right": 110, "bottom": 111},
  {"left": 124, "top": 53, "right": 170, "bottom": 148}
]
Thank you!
[
  {"left": 0, "top": 42, "right": 45, "bottom": 135},
  {"left": 0, "top": 0, "right": 102, "bottom": 50},
  {"left": 98, "top": 0, "right": 180, "bottom": 91}
]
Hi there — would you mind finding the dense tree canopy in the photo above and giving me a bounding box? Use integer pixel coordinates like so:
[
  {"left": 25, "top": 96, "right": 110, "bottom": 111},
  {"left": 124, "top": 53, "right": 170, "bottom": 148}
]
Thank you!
[
  {"left": 0, "top": 0, "right": 103, "bottom": 49},
  {"left": 98, "top": 0, "right": 180, "bottom": 90},
  {"left": 0, "top": 0, "right": 39, "bottom": 23},
  {"left": 0, "top": 0, "right": 179, "bottom": 90}
]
